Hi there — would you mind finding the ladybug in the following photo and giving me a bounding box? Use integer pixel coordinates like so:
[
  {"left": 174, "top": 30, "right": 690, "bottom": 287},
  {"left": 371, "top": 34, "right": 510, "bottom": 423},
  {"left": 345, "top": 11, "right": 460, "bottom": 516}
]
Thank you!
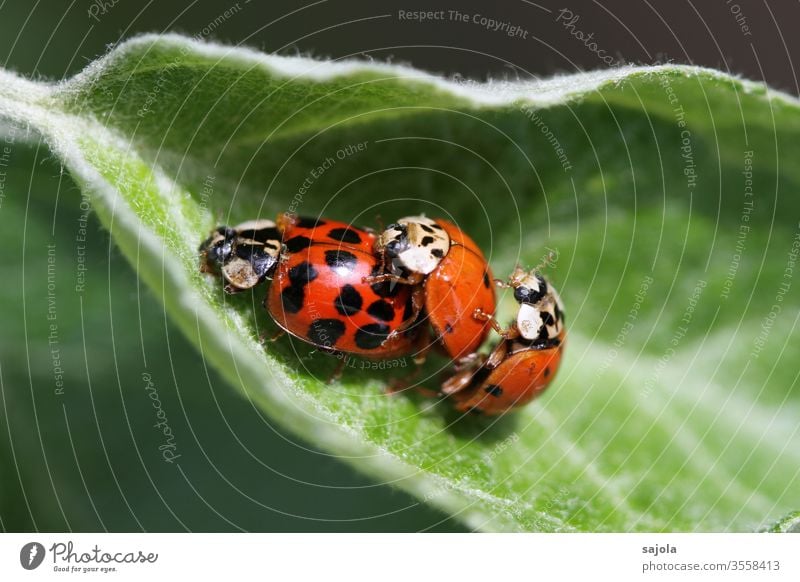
[
  {"left": 199, "top": 219, "right": 282, "bottom": 293},
  {"left": 371, "top": 216, "right": 496, "bottom": 362},
  {"left": 443, "top": 268, "right": 565, "bottom": 415},
  {"left": 267, "top": 215, "right": 418, "bottom": 359}
]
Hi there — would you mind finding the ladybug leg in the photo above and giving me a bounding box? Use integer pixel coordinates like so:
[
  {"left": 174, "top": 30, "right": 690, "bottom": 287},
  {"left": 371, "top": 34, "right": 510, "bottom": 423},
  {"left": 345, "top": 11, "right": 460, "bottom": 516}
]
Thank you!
[
  {"left": 472, "top": 308, "right": 518, "bottom": 340},
  {"left": 409, "top": 324, "right": 431, "bottom": 365},
  {"left": 371, "top": 214, "right": 385, "bottom": 234},
  {"left": 259, "top": 328, "right": 285, "bottom": 344},
  {"left": 441, "top": 352, "right": 486, "bottom": 396},
  {"left": 496, "top": 266, "right": 527, "bottom": 289},
  {"left": 441, "top": 367, "right": 477, "bottom": 396},
  {"left": 386, "top": 285, "right": 426, "bottom": 338},
  {"left": 485, "top": 339, "right": 510, "bottom": 369},
  {"left": 327, "top": 357, "right": 346, "bottom": 384},
  {"left": 362, "top": 272, "right": 421, "bottom": 286},
  {"left": 269, "top": 329, "right": 286, "bottom": 342},
  {"left": 223, "top": 283, "right": 248, "bottom": 294},
  {"left": 453, "top": 351, "right": 482, "bottom": 371}
]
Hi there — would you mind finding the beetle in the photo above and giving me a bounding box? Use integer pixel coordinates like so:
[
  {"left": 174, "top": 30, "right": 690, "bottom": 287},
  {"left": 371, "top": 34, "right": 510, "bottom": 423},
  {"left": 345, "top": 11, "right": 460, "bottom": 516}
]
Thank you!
[
  {"left": 198, "top": 219, "right": 282, "bottom": 293},
  {"left": 443, "top": 268, "right": 565, "bottom": 415},
  {"left": 370, "top": 216, "right": 497, "bottom": 362},
  {"left": 201, "top": 215, "right": 419, "bottom": 361},
  {"left": 266, "top": 214, "right": 418, "bottom": 359}
]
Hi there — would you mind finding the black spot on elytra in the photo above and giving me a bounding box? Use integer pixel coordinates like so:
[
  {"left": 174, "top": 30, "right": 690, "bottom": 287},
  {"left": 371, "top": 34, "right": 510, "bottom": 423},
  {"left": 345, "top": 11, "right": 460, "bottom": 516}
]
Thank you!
[
  {"left": 369, "top": 264, "right": 401, "bottom": 298},
  {"left": 324, "top": 250, "right": 358, "bottom": 272},
  {"left": 327, "top": 227, "right": 362, "bottom": 244},
  {"left": 281, "top": 286, "right": 305, "bottom": 314},
  {"left": 284, "top": 235, "right": 312, "bottom": 253},
  {"left": 544, "top": 367, "right": 551, "bottom": 378},
  {"left": 307, "top": 319, "right": 346, "bottom": 347},
  {"left": 420, "top": 223, "right": 436, "bottom": 234},
  {"left": 431, "top": 248, "right": 445, "bottom": 259},
  {"left": 334, "top": 284, "right": 363, "bottom": 316},
  {"left": 483, "top": 272, "right": 491, "bottom": 288},
  {"left": 484, "top": 384, "right": 503, "bottom": 397},
  {"left": 367, "top": 300, "right": 395, "bottom": 322},
  {"left": 296, "top": 217, "right": 325, "bottom": 228},
  {"left": 288, "top": 261, "right": 318, "bottom": 286},
  {"left": 421, "top": 235, "right": 435, "bottom": 246},
  {"left": 355, "top": 323, "right": 391, "bottom": 350},
  {"left": 444, "top": 322, "right": 454, "bottom": 334}
]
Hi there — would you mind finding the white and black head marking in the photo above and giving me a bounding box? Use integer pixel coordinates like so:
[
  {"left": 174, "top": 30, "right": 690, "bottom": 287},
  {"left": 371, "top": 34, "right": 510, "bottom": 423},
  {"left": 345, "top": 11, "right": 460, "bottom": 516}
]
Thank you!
[
  {"left": 377, "top": 216, "right": 450, "bottom": 276},
  {"left": 511, "top": 268, "right": 565, "bottom": 347},
  {"left": 200, "top": 219, "right": 281, "bottom": 291}
]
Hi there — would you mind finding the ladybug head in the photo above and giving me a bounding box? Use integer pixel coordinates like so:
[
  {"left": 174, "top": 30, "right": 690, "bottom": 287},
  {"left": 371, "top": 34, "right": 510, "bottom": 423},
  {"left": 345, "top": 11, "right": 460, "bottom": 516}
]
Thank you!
[
  {"left": 200, "top": 222, "right": 281, "bottom": 292},
  {"left": 510, "top": 268, "right": 548, "bottom": 306},
  {"left": 199, "top": 226, "right": 238, "bottom": 266},
  {"left": 377, "top": 216, "right": 450, "bottom": 276},
  {"left": 507, "top": 267, "right": 565, "bottom": 344}
]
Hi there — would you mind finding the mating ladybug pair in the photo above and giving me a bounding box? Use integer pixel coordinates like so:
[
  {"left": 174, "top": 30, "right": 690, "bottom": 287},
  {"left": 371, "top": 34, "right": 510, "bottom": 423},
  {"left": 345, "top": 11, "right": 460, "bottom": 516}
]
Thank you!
[{"left": 199, "top": 214, "right": 565, "bottom": 415}]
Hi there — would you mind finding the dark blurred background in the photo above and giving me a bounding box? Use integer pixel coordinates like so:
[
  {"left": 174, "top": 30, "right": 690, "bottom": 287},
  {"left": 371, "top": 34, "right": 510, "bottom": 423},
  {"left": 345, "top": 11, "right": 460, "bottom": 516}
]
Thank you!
[
  {"left": 3, "top": 0, "right": 799, "bottom": 93},
  {"left": 1, "top": 0, "right": 797, "bottom": 532}
]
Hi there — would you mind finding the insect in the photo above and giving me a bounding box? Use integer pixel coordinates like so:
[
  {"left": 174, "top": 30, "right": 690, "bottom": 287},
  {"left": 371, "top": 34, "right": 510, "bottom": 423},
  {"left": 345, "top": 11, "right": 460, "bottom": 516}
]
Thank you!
[
  {"left": 371, "top": 216, "right": 496, "bottom": 362},
  {"left": 266, "top": 215, "right": 418, "bottom": 358},
  {"left": 201, "top": 215, "right": 419, "bottom": 361},
  {"left": 199, "top": 219, "right": 282, "bottom": 293},
  {"left": 443, "top": 268, "right": 565, "bottom": 415}
]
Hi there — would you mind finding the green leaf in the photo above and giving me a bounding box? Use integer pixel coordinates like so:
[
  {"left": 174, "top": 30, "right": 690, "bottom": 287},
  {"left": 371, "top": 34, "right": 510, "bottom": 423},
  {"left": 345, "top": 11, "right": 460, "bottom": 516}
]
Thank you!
[{"left": 1, "top": 33, "right": 798, "bottom": 532}]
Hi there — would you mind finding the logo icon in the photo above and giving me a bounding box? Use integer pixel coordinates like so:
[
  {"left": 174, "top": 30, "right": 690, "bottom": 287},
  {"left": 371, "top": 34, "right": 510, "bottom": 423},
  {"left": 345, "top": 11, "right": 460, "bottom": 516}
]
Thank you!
[{"left": 20, "top": 542, "right": 45, "bottom": 570}]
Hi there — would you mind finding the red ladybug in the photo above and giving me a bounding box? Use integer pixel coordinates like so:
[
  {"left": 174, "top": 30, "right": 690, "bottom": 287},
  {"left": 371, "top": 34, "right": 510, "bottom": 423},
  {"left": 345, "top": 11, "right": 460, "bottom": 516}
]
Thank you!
[
  {"left": 200, "top": 216, "right": 417, "bottom": 360},
  {"left": 371, "top": 216, "right": 496, "bottom": 362},
  {"left": 266, "top": 215, "right": 417, "bottom": 358},
  {"left": 443, "top": 268, "right": 565, "bottom": 415}
]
